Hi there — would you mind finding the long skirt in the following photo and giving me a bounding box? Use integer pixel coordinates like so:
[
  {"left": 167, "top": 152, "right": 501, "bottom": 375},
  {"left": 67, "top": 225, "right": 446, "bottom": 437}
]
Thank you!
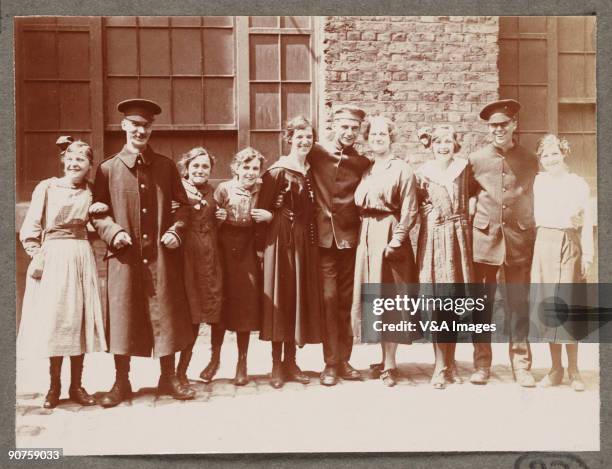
[
  {"left": 17, "top": 239, "right": 107, "bottom": 358},
  {"left": 218, "top": 224, "right": 261, "bottom": 332},
  {"left": 351, "top": 213, "right": 420, "bottom": 344},
  {"left": 530, "top": 227, "right": 587, "bottom": 342}
]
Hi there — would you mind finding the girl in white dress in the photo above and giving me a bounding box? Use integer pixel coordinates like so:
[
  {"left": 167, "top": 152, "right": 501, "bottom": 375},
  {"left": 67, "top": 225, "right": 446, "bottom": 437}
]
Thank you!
[
  {"left": 18, "top": 138, "right": 107, "bottom": 408},
  {"left": 531, "top": 134, "right": 593, "bottom": 392}
]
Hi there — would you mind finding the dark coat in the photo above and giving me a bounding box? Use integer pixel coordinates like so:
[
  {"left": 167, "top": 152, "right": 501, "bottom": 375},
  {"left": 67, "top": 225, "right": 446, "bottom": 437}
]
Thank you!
[
  {"left": 308, "top": 142, "right": 371, "bottom": 249},
  {"left": 468, "top": 142, "right": 539, "bottom": 266},
  {"left": 92, "top": 145, "right": 194, "bottom": 357}
]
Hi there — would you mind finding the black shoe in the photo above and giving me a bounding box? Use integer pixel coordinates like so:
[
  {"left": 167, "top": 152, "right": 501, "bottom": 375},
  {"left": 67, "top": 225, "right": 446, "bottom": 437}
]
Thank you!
[
  {"left": 270, "top": 362, "right": 284, "bottom": 389},
  {"left": 69, "top": 386, "right": 96, "bottom": 406},
  {"left": 234, "top": 356, "right": 249, "bottom": 386},
  {"left": 99, "top": 379, "right": 133, "bottom": 408},
  {"left": 199, "top": 356, "right": 220, "bottom": 383},
  {"left": 43, "top": 386, "right": 61, "bottom": 409},
  {"left": 283, "top": 361, "right": 310, "bottom": 384},
  {"left": 158, "top": 375, "right": 195, "bottom": 400},
  {"left": 320, "top": 365, "right": 338, "bottom": 386},
  {"left": 338, "top": 362, "right": 362, "bottom": 380}
]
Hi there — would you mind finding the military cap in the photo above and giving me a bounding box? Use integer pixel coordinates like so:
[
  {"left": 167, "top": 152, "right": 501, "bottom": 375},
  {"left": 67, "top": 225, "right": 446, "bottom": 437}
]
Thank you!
[
  {"left": 333, "top": 104, "right": 366, "bottom": 122},
  {"left": 117, "top": 98, "right": 162, "bottom": 123},
  {"left": 479, "top": 99, "right": 521, "bottom": 124}
]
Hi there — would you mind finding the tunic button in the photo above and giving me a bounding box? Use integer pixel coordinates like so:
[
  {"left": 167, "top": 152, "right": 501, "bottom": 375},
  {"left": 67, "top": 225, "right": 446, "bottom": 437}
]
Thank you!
[
  {"left": 502, "top": 205, "right": 507, "bottom": 209},
  {"left": 143, "top": 233, "right": 148, "bottom": 239},
  {"left": 140, "top": 184, "right": 145, "bottom": 189},
  {"left": 143, "top": 258, "right": 149, "bottom": 264},
  {"left": 142, "top": 208, "right": 148, "bottom": 214},
  {"left": 502, "top": 172, "right": 506, "bottom": 176},
  {"left": 502, "top": 188, "right": 507, "bottom": 192},
  {"left": 502, "top": 222, "right": 506, "bottom": 226}
]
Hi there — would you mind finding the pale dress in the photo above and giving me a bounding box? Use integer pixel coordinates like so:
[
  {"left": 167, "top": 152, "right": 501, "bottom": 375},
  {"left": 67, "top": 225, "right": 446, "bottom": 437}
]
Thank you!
[{"left": 18, "top": 177, "right": 107, "bottom": 358}]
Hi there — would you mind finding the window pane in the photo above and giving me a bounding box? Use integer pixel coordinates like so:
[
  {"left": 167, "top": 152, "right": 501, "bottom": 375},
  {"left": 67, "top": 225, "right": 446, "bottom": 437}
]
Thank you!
[
  {"left": 518, "top": 40, "right": 547, "bottom": 84},
  {"left": 25, "top": 133, "right": 64, "bottom": 181},
  {"left": 204, "top": 16, "right": 233, "bottom": 27},
  {"left": 140, "top": 29, "right": 171, "bottom": 75},
  {"left": 281, "top": 16, "right": 310, "bottom": 29},
  {"left": 282, "top": 83, "right": 310, "bottom": 122},
  {"left": 559, "top": 105, "right": 596, "bottom": 132},
  {"left": 25, "top": 82, "right": 59, "bottom": 129},
  {"left": 106, "top": 78, "right": 138, "bottom": 125},
  {"left": 499, "top": 16, "right": 518, "bottom": 35},
  {"left": 171, "top": 17, "right": 201, "bottom": 27},
  {"left": 585, "top": 55, "right": 596, "bottom": 99},
  {"left": 250, "top": 131, "right": 281, "bottom": 161},
  {"left": 250, "top": 16, "right": 278, "bottom": 28},
  {"left": 173, "top": 78, "right": 203, "bottom": 125},
  {"left": 558, "top": 16, "right": 585, "bottom": 52},
  {"left": 518, "top": 16, "right": 547, "bottom": 33},
  {"left": 60, "top": 82, "right": 91, "bottom": 129},
  {"left": 281, "top": 35, "right": 311, "bottom": 81},
  {"left": 250, "top": 35, "right": 278, "bottom": 81},
  {"left": 498, "top": 39, "right": 518, "bottom": 84},
  {"left": 172, "top": 28, "right": 202, "bottom": 75},
  {"left": 517, "top": 86, "right": 547, "bottom": 130},
  {"left": 140, "top": 78, "right": 172, "bottom": 125},
  {"left": 105, "top": 17, "right": 136, "bottom": 27},
  {"left": 139, "top": 16, "right": 169, "bottom": 27},
  {"left": 23, "top": 31, "right": 57, "bottom": 79},
  {"left": 499, "top": 85, "right": 518, "bottom": 101},
  {"left": 205, "top": 78, "right": 234, "bottom": 125},
  {"left": 58, "top": 32, "right": 90, "bottom": 80},
  {"left": 251, "top": 83, "right": 280, "bottom": 129},
  {"left": 516, "top": 132, "right": 542, "bottom": 154},
  {"left": 586, "top": 17, "right": 596, "bottom": 53},
  {"left": 106, "top": 28, "right": 138, "bottom": 75},
  {"left": 204, "top": 29, "right": 234, "bottom": 75},
  {"left": 558, "top": 54, "right": 585, "bottom": 99}
]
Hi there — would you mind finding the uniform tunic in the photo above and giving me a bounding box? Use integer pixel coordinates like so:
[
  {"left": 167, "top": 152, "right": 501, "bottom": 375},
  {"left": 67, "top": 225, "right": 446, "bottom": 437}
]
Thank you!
[
  {"left": 351, "top": 157, "right": 420, "bottom": 344},
  {"left": 468, "top": 143, "right": 539, "bottom": 266},
  {"left": 530, "top": 172, "right": 594, "bottom": 342},
  {"left": 257, "top": 158, "right": 323, "bottom": 345},
  {"left": 214, "top": 179, "right": 261, "bottom": 332},
  {"left": 18, "top": 177, "right": 107, "bottom": 358},
  {"left": 181, "top": 179, "right": 222, "bottom": 325},
  {"left": 92, "top": 145, "right": 194, "bottom": 358}
]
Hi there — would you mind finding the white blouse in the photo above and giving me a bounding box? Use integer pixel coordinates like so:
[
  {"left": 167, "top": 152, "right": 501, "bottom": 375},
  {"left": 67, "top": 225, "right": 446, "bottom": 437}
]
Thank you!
[{"left": 533, "top": 171, "right": 594, "bottom": 262}]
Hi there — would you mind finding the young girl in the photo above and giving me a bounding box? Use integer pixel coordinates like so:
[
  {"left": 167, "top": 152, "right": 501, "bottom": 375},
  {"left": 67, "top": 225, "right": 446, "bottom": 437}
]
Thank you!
[
  {"left": 257, "top": 116, "right": 323, "bottom": 389},
  {"left": 532, "top": 134, "right": 593, "bottom": 392},
  {"left": 174, "top": 147, "right": 224, "bottom": 385},
  {"left": 18, "top": 138, "right": 107, "bottom": 408},
  {"left": 200, "top": 148, "right": 271, "bottom": 386},
  {"left": 416, "top": 125, "right": 474, "bottom": 390}
]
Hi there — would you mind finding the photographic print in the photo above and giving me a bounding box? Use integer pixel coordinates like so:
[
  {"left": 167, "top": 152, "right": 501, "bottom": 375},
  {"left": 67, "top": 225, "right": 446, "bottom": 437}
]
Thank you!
[{"left": 12, "top": 14, "right": 600, "bottom": 457}]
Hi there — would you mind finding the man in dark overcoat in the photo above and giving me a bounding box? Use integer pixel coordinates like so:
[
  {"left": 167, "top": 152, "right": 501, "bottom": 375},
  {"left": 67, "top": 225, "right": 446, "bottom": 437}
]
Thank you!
[
  {"left": 467, "top": 99, "right": 539, "bottom": 387},
  {"left": 308, "top": 105, "right": 371, "bottom": 386},
  {"left": 92, "top": 99, "right": 195, "bottom": 406}
]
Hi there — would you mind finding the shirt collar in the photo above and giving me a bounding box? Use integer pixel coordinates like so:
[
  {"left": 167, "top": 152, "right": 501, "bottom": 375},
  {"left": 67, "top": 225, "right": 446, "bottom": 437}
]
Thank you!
[
  {"left": 118, "top": 145, "right": 153, "bottom": 168},
  {"left": 228, "top": 178, "right": 261, "bottom": 196}
]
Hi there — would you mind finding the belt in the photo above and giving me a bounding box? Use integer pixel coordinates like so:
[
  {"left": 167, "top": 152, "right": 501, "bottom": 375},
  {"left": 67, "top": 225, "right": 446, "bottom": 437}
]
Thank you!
[{"left": 44, "top": 226, "right": 88, "bottom": 241}]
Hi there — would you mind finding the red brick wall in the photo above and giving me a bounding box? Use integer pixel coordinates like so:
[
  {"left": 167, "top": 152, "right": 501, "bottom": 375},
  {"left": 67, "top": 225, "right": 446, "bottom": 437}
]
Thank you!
[{"left": 320, "top": 16, "right": 500, "bottom": 164}]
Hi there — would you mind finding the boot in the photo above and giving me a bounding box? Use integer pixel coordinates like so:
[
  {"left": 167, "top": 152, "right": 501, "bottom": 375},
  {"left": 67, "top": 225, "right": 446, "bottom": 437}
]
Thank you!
[
  {"left": 234, "top": 353, "right": 249, "bottom": 386},
  {"left": 99, "top": 355, "right": 133, "bottom": 408},
  {"left": 199, "top": 348, "right": 220, "bottom": 383},
  {"left": 270, "top": 342, "right": 284, "bottom": 389},
  {"left": 68, "top": 354, "right": 96, "bottom": 406},
  {"left": 43, "top": 357, "right": 63, "bottom": 409},
  {"left": 158, "top": 354, "right": 195, "bottom": 400},
  {"left": 283, "top": 342, "right": 309, "bottom": 384},
  {"left": 176, "top": 349, "right": 193, "bottom": 386}
]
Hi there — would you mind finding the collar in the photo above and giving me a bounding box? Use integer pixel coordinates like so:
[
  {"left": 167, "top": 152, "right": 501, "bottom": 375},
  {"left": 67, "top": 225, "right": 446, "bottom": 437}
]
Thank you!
[
  {"left": 117, "top": 145, "right": 153, "bottom": 168},
  {"left": 228, "top": 178, "right": 261, "bottom": 197},
  {"left": 182, "top": 179, "right": 211, "bottom": 198},
  {"left": 371, "top": 155, "right": 399, "bottom": 170},
  {"left": 267, "top": 155, "right": 310, "bottom": 175},
  {"left": 417, "top": 157, "right": 467, "bottom": 184}
]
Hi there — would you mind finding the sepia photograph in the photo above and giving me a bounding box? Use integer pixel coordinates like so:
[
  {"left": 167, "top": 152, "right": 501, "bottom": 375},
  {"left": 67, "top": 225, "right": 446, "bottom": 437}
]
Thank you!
[{"left": 11, "top": 13, "right": 602, "bottom": 458}]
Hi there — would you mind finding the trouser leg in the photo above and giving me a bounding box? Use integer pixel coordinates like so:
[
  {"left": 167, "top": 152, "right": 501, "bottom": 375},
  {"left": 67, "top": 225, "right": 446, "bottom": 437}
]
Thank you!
[
  {"left": 320, "top": 247, "right": 340, "bottom": 366},
  {"left": 505, "top": 264, "right": 532, "bottom": 371},
  {"left": 472, "top": 263, "right": 498, "bottom": 370}
]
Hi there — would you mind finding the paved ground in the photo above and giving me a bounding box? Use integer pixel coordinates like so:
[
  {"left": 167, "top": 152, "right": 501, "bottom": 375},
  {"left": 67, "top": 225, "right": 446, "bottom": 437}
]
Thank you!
[{"left": 16, "top": 336, "right": 599, "bottom": 455}]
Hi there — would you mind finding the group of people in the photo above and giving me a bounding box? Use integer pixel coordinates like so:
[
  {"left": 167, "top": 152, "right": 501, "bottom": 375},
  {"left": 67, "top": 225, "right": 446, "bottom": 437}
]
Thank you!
[{"left": 18, "top": 96, "right": 594, "bottom": 410}]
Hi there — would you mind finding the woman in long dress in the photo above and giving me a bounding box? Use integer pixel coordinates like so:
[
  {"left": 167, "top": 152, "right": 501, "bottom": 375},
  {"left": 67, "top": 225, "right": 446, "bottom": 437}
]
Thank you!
[
  {"left": 18, "top": 138, "right": 107, "bottom": 408},
  {"left": 351, "top": 116, "right": 420, "bottom": 387},
  {"left": 199, "top": 148, "right": 271, "bottom": 386},
  {"left": 415, "top": 125, "right": 474, "bottom": 389},
  {"left": 257, "top": 116, "right": 323, "bottom": 389},
  {"left": 531, "top": 134, "right": 594, "bottom": 392},
  {"left": 174, "top": 147, "right": 224, "bottom": 385}
]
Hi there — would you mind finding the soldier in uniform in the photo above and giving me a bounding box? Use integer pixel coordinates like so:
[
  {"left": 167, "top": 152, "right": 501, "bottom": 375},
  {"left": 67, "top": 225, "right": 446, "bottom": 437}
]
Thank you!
[
  {"left": 92, "top": 99, "right": 196, "bottom": 407},
  {"left": 308, "top": 105, "right": 371, "bottom": 386},
  {"left": 468, "top": 99, "right": 539, "bottom": 387}
]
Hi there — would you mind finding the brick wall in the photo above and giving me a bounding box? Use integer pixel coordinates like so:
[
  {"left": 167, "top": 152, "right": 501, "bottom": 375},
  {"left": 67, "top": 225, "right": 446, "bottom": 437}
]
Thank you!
[{"left": 320, "top": 16, "right": 500, "bottom": 164}]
